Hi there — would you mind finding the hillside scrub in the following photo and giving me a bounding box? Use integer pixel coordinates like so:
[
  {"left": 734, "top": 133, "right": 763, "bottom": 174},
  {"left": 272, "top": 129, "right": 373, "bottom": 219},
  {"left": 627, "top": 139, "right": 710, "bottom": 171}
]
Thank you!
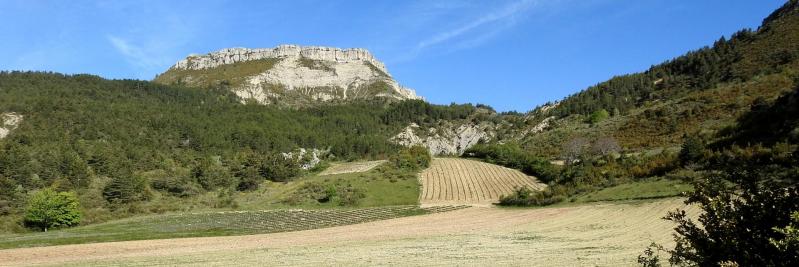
[
  {"left": 463, "top": 143, "right": 559, "bottom": 183},
  {"left": 641, "top": 78, "right": 799, "bottom": 266},
  {"left": 521, "top": 0, "right": 799, "bottom": 159},
  {"left": 493, "top": 142, "right": 683, "bottom": 207}
]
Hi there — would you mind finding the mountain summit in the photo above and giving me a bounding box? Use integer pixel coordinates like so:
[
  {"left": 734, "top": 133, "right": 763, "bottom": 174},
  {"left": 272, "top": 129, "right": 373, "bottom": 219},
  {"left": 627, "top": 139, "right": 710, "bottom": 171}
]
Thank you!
[{"left": 155, "top": 45, "right": 421, "bottom": 106}]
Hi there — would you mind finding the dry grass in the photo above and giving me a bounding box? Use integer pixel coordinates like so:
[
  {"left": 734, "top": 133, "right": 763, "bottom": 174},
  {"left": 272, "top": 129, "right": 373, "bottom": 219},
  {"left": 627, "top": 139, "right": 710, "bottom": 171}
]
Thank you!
[
  {"left": 318, "top": 160, "right": 387, "bottom": 176},
  {"left": 0, "top": 206, "right": 465, "bottom": 249},
  {"left": 419, "top": 158, "right": 546, "bottom": 206},
  {"left": 0, "top": 198, "right": 696, "bottom": 266}
]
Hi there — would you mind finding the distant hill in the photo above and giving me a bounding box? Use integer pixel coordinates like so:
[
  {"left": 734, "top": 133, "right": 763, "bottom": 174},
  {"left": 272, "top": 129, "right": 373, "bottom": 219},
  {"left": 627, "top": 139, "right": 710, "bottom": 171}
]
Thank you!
[
  {"left": 154, "top": 45, "right": 421, "bottom": 107},
  {"left": 517, "top": 0, "right": 799, "bottom": 158}
]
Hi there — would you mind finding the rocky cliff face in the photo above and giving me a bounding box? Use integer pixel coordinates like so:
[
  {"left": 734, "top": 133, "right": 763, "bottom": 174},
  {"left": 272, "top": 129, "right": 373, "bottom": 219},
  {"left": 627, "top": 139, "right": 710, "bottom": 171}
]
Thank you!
[
  {"left": 156, "top": 45, "right": 421, "bottom": 105},
  {"left": 0, "top": 112, "right": 22, "bottom": 139},
  {"left": 391, "top": 122, "right": 495, "bottom": 156}
]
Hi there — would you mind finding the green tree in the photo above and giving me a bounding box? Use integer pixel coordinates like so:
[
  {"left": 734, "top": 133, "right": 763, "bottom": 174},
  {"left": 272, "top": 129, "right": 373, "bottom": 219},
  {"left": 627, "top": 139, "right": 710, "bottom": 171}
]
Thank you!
[
  {"left": 587, "top": 109, "right": 610, "bottom": 125},
  {"left": 678, "top": 135, "right": 704, "bottom": 166},
  {"left": 24, "top": 189, "right": 82, "bottom": 232},
  {"left": 102, "top": 175, "right": 151, "bottom": 204}
]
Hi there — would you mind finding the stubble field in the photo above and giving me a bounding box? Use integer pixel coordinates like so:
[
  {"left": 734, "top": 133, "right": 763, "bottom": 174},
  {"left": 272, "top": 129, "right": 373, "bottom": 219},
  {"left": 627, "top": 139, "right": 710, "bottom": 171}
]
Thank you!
[{"left": 0, "top": 198, "right": 696, "bottom": 266}]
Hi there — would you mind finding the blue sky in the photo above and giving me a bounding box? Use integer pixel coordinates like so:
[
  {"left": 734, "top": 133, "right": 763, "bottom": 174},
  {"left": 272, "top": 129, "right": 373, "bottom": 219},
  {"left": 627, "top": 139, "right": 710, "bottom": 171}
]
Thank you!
[{"left": 0, "top": 0, "right": 786, "bottom": 112}]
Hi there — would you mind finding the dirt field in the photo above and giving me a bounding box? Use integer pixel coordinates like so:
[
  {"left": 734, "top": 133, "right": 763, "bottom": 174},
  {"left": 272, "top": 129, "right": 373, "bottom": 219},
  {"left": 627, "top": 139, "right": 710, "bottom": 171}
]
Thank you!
[
  {"left": 318, "top": 160, "right": 387, "bottom": 176},
  {"left": 419, "top": 158, "right": 546, "bottom": 206},
  {"left": 0, "top": 198, "right": 696, "bottom": 267}
]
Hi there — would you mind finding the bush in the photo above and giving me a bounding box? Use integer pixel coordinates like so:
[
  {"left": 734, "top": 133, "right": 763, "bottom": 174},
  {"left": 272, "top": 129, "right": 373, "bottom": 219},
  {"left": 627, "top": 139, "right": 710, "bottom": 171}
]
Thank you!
[
  {"left": 151, "top": 176, "right": 201, "bottom": 198},
  {"left": 284, "top": 181, "right": 366, "bottom": 206},
  {"left": 587, "top": 109, "right": 610, "bottom": 125},
  {"left": 335, "top": 184, "right": 366, "bottom": 206},
  {"left": 498, "top": 186, "right": 565, "bottom": 206},
  {"left": 192, "top": 159, "right": 234, "bottom": 190},
  {"left": 24, "top": 188, "right": 81, "bottom": 232},
  {"left": 664, "top": 158, "right": 799, "bottom": 266},
  {"left": 284, "top": 182, "right": 332, "bottom": 205},
  {"left": 390, "top": 146, "right": 431, "bottom": 171}
]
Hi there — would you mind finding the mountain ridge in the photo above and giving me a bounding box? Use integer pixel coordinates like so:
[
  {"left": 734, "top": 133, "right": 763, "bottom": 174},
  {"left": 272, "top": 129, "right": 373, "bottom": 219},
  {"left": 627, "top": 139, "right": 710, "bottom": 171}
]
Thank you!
[{"left": 155, "top": 44, "right": 421, "bottom": 106}]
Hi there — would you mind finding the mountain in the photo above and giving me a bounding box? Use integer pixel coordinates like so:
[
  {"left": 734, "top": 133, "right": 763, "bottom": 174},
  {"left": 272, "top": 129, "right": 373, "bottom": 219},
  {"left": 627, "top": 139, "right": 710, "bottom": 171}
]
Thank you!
[
  {"left": 154, "top": 45, "right": 421, "bottom": 106},
  {"left": 514, "top": 0, "right": 799, "bottom": 158}
]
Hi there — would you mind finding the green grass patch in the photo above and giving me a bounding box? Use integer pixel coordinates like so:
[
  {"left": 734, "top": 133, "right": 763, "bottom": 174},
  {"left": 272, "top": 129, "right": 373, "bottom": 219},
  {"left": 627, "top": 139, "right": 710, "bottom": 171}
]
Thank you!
[
  {"left": 0, "top": 205, "right": 466, "bottom": 249},
  {"left": 236, "top": 163, "right": 420, "bottom": 209},
  {"left": 571, "top": 178, "right": 692, "bottom": 203}
]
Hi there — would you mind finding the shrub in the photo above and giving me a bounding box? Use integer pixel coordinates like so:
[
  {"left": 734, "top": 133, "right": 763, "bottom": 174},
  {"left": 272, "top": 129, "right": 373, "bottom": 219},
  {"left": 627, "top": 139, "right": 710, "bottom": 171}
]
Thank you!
[
  {"left": 151, "top": 176, "right": 201, "bottom": 198},
  {"left": 587, "top": 109, "right": 610, "bottom": 125},
  {"left": 664, "top": 161, "right": 799, "bottom": 266},
  {"left": 390, "top": 146, "right": 431, "bottom": 171},
  {"left": 498, "top": 186, "right": 565, "bottom": 206},
  {"left": 192, "top": 160, "right": 234, "bottom": 190},
  {"left": 335, "top": 184, "right": 366, "bottom": 206},
  {"left": 284, "top": 181, "right": 365, "bottom": 206},
  {"left": 235, "top": 167, "right": 260, "bottom": 192},
  {"left": 24, "top": 189, "right": 81, "bottom": 232}
]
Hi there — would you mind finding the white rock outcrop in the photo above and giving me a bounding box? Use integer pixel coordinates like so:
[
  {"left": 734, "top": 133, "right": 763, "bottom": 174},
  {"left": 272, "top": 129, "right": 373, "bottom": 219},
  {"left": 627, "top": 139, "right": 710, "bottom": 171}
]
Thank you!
[
  {"left": 0, "top": 113, "right": 23, "bottom": 139},
  {"left": 391, "top": 122, "right": 494, "bottom": 156},
  {"left": 526, "top": 116, "right": 555, "bottom": 135},
  {"left": 174, "top": 45, "right": 388, "bottom": 73},
  {"left": 166, "top": 45, "right": 421, "bottom": 104},
  {"left": 282, "top": 148, "right": 328, "bottom": 170}
]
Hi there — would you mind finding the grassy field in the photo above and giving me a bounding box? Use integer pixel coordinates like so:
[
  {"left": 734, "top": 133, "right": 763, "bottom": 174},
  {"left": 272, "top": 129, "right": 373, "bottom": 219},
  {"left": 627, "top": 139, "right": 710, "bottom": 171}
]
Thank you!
[
  {"left": 0, "top": 205, "right": 466, "bottom": 249},
  {"left": 571, "top": 178, "right": 692, "bottom": 203},
  {"left": 0, "top": 198, "right": 698, "bottom": 266},
  {"left": 237, "top": 162, "right": 420, "bottom": 209},
  {"left": 0, "top": 161, "right": 428, "bottom": 249}
]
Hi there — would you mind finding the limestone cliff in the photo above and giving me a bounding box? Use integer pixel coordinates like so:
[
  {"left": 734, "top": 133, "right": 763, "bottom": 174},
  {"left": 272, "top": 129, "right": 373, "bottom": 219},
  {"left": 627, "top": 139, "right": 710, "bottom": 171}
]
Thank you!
[
  {"left": 391, "top": 122, "right": 495, "bottom": 156},
  {"left": 0, "top": 113, "right": 22, "bottom": 139},
  {"left": 156, "top": 45, "right": 421, "bottom": 105}
]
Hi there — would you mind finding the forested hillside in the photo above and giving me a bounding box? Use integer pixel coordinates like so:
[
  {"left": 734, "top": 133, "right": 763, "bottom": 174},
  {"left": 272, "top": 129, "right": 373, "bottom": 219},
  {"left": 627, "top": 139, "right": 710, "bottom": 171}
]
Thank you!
[
  {"left": 0, "top": 72, "right": 484, "bottom": 229},
  {"left": 520, "top": 0, "right": 799, "bottom": 157}
]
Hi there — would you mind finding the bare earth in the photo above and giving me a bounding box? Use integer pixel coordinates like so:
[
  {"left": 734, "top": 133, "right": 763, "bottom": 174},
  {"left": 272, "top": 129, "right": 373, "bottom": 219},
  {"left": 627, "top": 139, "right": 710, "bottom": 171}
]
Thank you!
[
  {"left": 0, "top": 198, "right": 696, "bottom": 267},
  {"left": 318, "top": 160, "right": 387, "bottom": 176},
  {"left": 420, "top": 158, "right": 546, "bottom": 206}
]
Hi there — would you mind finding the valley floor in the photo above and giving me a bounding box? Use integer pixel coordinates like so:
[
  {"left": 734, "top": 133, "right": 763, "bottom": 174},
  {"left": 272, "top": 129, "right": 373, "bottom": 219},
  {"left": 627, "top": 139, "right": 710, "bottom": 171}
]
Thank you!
[{"left": 0, "top": 198, "right": 696, "bottom": 267}]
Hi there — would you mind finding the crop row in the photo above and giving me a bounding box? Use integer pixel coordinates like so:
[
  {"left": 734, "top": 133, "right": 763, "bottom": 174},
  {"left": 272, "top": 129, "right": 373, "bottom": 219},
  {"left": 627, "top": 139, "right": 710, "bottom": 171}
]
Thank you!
[{"left": 420, "top": 158, "right": 545, "bottom": 204}]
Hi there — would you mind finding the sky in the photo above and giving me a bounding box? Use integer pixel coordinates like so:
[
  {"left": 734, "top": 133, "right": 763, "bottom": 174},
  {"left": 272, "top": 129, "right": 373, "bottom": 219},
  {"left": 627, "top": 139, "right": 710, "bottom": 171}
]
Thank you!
[{"left": 0, "top": 0, "right": 787, "bottom": 112}]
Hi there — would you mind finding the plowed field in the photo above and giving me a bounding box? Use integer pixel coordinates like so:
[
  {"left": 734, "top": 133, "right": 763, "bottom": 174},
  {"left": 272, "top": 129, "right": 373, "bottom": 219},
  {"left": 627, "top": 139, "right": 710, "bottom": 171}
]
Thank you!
[{"left": 419, "top": 158, "right": 546, "bottom": 206}]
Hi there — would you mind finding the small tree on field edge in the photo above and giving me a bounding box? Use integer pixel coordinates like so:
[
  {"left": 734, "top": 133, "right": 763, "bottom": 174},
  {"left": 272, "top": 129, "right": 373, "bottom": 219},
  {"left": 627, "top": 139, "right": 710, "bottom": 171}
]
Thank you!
[{"left": 24, "top": 188, "right": 82, "bottom": 232}]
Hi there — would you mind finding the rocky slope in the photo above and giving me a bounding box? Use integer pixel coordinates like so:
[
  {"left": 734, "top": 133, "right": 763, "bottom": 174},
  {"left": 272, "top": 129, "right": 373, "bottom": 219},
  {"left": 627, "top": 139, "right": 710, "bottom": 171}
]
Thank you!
[
  {"left": 0, "top": 112, "right": 22, "bottom": 139},
  {"left": 391, "top": 122, "right": 495, "bottom": 156},
  {"left": 155, "top": 45, "right": 420, "bottom": 106}
]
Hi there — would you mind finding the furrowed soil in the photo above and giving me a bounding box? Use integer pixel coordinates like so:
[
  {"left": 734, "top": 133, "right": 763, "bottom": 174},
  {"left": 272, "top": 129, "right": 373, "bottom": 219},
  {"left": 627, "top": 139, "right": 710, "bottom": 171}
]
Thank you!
[
  {"left": 419, "top": 158, "right": 546, "bottom": 206},
  {"left": 0, "top": 198, "right": 696, "bottom": 267}
]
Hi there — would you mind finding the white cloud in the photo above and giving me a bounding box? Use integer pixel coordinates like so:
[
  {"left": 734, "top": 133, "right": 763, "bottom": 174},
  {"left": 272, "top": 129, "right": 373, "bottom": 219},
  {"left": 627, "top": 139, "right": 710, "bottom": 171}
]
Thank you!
[
  {"left": 415, "top": 0, "right": 537, "bottom": 51},
  {"left": 108, "top": 36, "right": 156, "bottom": 68}
]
